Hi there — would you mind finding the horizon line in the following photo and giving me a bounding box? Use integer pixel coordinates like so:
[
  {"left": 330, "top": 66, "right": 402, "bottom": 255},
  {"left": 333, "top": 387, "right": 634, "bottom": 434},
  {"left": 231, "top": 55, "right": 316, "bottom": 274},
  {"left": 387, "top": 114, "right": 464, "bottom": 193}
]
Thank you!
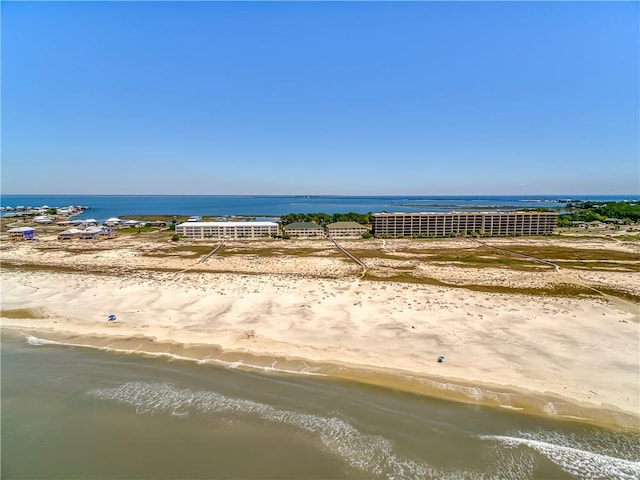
[{"left": 2, "top": 193, "right": 638, "bottom": 197}]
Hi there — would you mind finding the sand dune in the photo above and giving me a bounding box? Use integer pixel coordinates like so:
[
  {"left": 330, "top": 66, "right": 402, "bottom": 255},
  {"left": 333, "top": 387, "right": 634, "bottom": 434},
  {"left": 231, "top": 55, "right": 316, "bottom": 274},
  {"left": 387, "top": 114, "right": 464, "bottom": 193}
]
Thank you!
[{"left": 1, "top": 236, "right": 639, "bottom": 429}]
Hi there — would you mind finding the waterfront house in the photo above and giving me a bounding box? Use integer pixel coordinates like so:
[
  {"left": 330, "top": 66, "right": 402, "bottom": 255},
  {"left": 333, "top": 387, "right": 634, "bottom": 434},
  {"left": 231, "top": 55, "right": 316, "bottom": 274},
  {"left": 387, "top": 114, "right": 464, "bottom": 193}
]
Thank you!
[
  {"left": 326, "top": 221, "right": 368, "bottom": 238},
  {"left": 122, "top": 220, "right": 146, "bottom": 228},
  {"left": 79, "top": 226, "right": 116, "bottom": 240},
  {"left": 33, "top": 216, "right": 54, "bottom": 225},
  {"left": 8, "top": 227, "right": 35, "bottom": 240},
  {"left": 104, "top": 217, "right": 122, "bottom": 227},
  {"left": 58, "top": 228, "right": 84, "bottom": 240},
  {"left": 283, "top": 222, "right": 324, "bottom": 238}
]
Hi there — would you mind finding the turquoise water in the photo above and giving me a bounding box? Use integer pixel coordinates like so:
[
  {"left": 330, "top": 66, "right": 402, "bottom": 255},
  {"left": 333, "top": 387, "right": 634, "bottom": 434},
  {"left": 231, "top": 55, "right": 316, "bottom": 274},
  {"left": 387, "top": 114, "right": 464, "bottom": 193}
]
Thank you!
[
  {"left": 2, "top": 330, "right": 639, "bottom": 479},
  {"left": 1, "top": 194, "right": 637, "bottom": 221}
]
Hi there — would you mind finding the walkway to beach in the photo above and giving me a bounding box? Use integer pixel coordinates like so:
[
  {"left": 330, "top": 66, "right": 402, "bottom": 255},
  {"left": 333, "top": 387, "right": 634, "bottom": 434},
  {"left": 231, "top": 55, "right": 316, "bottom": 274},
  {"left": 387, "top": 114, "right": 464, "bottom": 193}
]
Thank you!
[
  {"left": 468, "top": 237, "right": 559, "bottom": 270},
  {"left": 174, "top": 242, "right": 224, "bottom": 276},
  {"left": 469, "top": 237, "right": 639, "bottom": 322},
  {"left": 330, "top": 237, "right": 367, "bottom": 276},
  {"left": 197, "top": 242, "right": 224, "bottom": 264}
]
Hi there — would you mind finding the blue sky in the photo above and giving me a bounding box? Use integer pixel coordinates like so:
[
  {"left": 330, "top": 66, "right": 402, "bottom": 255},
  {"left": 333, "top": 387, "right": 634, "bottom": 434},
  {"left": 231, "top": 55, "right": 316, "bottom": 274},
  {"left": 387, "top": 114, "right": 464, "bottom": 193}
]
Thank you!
[{"left": 2, "top": 1, "right": 638, "bottom": 195}]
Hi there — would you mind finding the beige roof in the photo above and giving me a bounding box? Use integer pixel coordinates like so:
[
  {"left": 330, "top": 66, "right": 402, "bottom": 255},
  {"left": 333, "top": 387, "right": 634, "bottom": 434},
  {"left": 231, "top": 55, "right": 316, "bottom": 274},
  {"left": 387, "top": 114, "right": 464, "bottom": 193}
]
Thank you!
[{"left": 326, "top": 221, "right": 367, "bottom": 229}]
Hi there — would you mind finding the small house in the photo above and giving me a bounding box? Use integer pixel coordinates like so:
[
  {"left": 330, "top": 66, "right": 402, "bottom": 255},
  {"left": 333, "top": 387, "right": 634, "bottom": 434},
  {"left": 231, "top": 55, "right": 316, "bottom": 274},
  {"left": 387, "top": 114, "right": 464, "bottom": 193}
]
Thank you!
[
  {"left": 79, "top": 226, "right": 115, "bottom": 240},
  {"left": 58, "top": 228, "right": 84, "bottom": 240},
  {"left": 104, "top": 217, "right": 122, "bottom": 227},
  {"left": 8, "top": 226, "right": 35, "bottom": 240},
  {"left": 122, "top": 220, "right": 146, "bottom": 228}
]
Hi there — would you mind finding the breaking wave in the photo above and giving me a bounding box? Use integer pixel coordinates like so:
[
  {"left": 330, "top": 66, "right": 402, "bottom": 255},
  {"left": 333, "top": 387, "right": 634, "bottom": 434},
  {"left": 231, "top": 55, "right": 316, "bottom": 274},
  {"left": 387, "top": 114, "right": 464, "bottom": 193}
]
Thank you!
[
  {"left": 86, "top": 382, "right": 640, "bottom": 480},
  {"left": 87, "top": 382, "right": 442, "bottom": 479},
  {"left": 26, "top": 335, "right": 62, "bottom": 346},
  {"left": 483, "top": 431, "right": 640, "bottom": 480}
]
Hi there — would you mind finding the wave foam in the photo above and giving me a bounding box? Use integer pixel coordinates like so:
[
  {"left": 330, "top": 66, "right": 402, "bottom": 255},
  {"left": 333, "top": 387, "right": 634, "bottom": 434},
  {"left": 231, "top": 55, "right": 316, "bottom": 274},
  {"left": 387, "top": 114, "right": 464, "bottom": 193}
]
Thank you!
[
  {"left": 88, "top": 382, "right": 486, "bottom": 479},
  {"left": 483, "top": 433, "right": 640, "bottom": 480},
  {"left": 25, "top": 335, "right": 61, "bottom": 346}
]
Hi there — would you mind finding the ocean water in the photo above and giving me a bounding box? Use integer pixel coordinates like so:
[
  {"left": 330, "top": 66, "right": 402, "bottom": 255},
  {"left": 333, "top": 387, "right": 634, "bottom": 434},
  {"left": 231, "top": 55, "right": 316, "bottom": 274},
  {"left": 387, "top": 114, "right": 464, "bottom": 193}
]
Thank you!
[
  {"left": 1, "top": 194, "right": 638, "bottom": 222},
  {"left": 2, "top": 331, "right": 639, "bottom": 480}
]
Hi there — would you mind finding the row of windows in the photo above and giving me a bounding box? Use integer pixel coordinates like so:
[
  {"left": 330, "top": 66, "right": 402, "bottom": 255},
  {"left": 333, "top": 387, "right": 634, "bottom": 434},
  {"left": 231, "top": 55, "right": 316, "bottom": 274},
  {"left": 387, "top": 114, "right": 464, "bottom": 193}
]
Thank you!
[
  {"left": 177, "top": 226, "right": 278, "bottom": 238},
  {"left": 371, "top": 214, "right": 557, "bottom": 237}
]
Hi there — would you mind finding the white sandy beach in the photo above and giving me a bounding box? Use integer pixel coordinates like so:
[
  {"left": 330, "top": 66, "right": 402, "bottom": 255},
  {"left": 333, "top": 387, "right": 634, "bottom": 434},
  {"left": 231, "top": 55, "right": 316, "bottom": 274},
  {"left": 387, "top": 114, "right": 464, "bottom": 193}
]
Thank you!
[{"left": 2, "top": 258, "right": 639, "bottom": 429}]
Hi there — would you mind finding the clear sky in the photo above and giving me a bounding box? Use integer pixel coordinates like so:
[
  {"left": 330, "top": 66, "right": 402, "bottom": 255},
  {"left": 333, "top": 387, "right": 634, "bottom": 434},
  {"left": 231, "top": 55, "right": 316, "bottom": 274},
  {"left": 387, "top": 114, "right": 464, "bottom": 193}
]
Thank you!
[{"left": 2, "top": 1, "right": 638, "bottom": 195}]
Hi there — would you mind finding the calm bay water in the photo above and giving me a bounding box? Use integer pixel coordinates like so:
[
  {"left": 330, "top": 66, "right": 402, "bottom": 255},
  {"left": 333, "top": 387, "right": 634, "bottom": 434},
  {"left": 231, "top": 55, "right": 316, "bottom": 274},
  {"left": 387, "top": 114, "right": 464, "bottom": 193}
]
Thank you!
[
  {"left": 2, "top": 331, "right": 639, "bottom": 479},
  {"left": 2, "top": 194, "right": 638, "bottom": 221}
]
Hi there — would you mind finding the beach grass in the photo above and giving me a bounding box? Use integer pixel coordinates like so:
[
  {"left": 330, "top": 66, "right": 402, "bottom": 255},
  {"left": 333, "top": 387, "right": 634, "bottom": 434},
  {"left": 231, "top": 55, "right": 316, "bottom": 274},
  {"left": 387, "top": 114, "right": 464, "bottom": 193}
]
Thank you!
[{"left": 361, "top": 272, "right": 611, "bottom": 299}]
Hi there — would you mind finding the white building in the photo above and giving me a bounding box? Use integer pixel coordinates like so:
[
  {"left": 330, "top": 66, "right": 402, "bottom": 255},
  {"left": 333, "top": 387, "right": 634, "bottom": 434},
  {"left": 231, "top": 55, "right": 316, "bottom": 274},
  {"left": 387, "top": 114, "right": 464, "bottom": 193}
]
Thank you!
[
  {"left": 104, "top": 217, "right": 122, "bottom": 226},
  {"left": 175, "top": 221, "right": 279, "bottom": 240},
  {"left": 58, "top": 228, "right": 84, "bottom": 240},
  {"left": 33, "top": 216, "right": 54, "bottom": 224},
  {"left": 79, "top": 226, "right": 116, "bottom": 240},
  {"left": 121, "top": 220, "right": 146, "bottom": 228}
]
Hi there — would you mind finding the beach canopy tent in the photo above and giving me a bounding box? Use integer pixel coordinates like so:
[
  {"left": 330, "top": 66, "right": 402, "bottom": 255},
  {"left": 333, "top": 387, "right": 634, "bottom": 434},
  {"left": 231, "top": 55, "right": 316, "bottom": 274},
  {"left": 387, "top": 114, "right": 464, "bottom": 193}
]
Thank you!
[{"left": 8, "top": 226, "right": 35, "bottom": 240}]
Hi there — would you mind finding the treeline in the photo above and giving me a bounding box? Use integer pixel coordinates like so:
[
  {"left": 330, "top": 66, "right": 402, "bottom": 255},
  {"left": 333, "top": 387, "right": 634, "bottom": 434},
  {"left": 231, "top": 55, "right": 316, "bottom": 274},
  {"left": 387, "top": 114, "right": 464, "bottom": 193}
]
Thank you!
[
  {"left": 280, "top": 212, "right": 372, "bottom": 226},
  {"left": 558, "top": 201, "right": 640, "bottom": 226}
]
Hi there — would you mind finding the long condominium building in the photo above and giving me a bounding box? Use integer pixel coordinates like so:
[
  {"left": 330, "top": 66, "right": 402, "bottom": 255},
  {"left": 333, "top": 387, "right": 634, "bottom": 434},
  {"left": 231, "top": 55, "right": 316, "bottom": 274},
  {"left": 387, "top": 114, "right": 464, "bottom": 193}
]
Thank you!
[
  {"left": 371, "top": 211, "right": 558, "bottom": 238},
  {"left": 175, "top": 221, "right": 279, "bottom": 240}
]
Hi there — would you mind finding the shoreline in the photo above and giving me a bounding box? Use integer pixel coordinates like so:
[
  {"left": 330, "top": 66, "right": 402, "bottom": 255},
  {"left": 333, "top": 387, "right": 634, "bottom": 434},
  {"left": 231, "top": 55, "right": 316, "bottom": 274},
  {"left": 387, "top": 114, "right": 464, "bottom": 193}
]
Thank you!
[
  {"left": 2, "top": 326, "right": 638, "bottom": 432},
  {"left": 2, "top": 235, "right": 639, "bottom": 432},
  {"left": 2, "top": 257, "right": 639, "bottom": 432}
]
